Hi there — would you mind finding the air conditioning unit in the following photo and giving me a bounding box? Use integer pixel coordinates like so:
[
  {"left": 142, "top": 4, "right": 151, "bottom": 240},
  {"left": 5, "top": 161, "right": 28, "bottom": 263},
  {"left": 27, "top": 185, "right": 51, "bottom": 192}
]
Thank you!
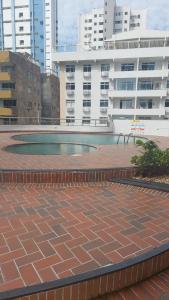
[
  {"left": 67, "top": 72, "right": 74, "bottom": 79},
  {"left": 67, "top": 107, "right": 74, "bottom": 113},
  {"left": 83, "top": 107, "right": 91, "bottom": 113},
  {"left": 100, "top": 108, "right": 107, "bottom": 114},
  {"left": 101, "top": 71, "right": 109, "bottom": 77},
  {"left": 83, "top": 72, "right": 91, "bottom": 78},
  {"left": 101, "top": 89, "right": 108, "bottom": 96},
  {"left": 67, "top": 90, "right": 74, "bottom": 96},
  {"left": 83, "top": 90, "right": 91, "bottom": 96}
]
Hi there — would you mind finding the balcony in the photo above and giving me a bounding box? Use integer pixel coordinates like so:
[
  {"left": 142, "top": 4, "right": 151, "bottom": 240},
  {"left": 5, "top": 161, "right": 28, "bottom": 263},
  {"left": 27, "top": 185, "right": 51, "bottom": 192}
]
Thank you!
[
  {"left": 0, "top": 90, "right": 13, "bottom": 99},
  {"left": 110, "top": 69, "right": 169, "bottom": 79},
  {"left": 109, "top": 89, "right": 167, "bottom": 98},
  {"left": 0, "top": 72, "right": 12, "bottom": 81},
  {"left": 0, "top": 107, "right": 13, "bottom": 116},
  {"left": 66, "top": 90, "right": 74, "bottom": 97},
  {"left": 111, "top": 108, "right": 165, "bottom": 116}
]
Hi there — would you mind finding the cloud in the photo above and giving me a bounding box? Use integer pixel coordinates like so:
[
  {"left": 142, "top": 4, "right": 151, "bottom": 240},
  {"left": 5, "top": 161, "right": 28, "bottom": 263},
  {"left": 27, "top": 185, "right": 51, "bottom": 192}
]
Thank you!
[{"left": 58, "top": 0, "right": 169, "bottom": 44}]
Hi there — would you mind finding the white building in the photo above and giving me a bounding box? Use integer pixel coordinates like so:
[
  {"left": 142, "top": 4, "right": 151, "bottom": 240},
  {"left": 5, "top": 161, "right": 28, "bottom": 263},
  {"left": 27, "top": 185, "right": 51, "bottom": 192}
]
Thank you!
[
  {"left": 0, "top": 0, "right": 58, "bottom": 72},
  {"left": 79, "top": 0, "right": 147, "bottom": 50},
  {"left": 53, "top": 30, "right": 169, "bottom": 125}
]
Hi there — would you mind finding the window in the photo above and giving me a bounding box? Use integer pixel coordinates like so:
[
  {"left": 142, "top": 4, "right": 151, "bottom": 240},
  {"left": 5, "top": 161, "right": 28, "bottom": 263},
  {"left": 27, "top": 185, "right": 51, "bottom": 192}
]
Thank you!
[
  {"left": 101, "top": 64, "right": 110, "bottom": 72},
  {"left": 100, "top": 82, "right": 109, "bottom": 89},
  {"left": 19, "top": 26, "right": 24, "bottom": 31},
  {"left": 100, "top": 117, "right": 108, "bottom": 124},
  {"left": 83, "top": 83, "right": 91, "bottom": 90},
  {"left": 1, "top": 82, "right": 15, "bottom": 89},
  {"left": 19, "top": 12, "right": 23, "bottom": 18},
  {"left": 83, "top": 100, "right": 91, "bottom": 107},
  {"left": 66, "top": 65, "right": 75, "bottom": 73},
  {"left": 121, "top": 64, "right": 134, "bottom": 71},
  {"left": 94, "top": 14, "right": 97, "bottom": 18},
  {"left": 167, "top": 81, "right": 169, "bottom": 88},
  {"left": 165, "top": 100, "right": 169, "bottom": 107},
  {"left": 138, "top": 81, "right": 153, "bottom": 90},
  {"left": 66, "top": 100, "right": 75, "bottom": 107},
  {"left": 99, "top": 22, "right": 103, "bottom": 25},
  {"left": 66, "top": 116, "right": 75, "bottom": 123},
  {"left": 141, "top": 62, "right": 155, "bottom": 70},
  {"left": 99, "top": 38, "right": 103, "bottom": 41},
  {"left": 82, "top": 117, "right": 90, "bottom": 124},
  {"left": 120, "top": 100, "right": 133, "bottom": 109},
  {"left": 139, "top": 100, "right": 152, "bottom": 109},
  {"left": 115, "top": 21, "right": 122, "bottom": 24},
  {"left": 100, "top": 100, "right": 109, "bottom": 107},
  {"left": 4, "top": 100, "right": 16, "bottom": 107},
  {"left": 117, "top": 79, "right": 135, "bottom": 90},
  {"left": 20, "top": 40, "right": 24, "bottom": 45},
  {"left": 125, "top": 12, "right": 128, "bottom": 15},
  {"left": 83, "top": 64, "right": 91, "bottom": 72},
  {"left": 66, "top": 83, "right": 75, "bottom": 90},
  {"left": 99, "top": 30, "right": 103, "bottom": 33},
  {"left": 0, "top": 65, "right": 15, "bottom": 72}
]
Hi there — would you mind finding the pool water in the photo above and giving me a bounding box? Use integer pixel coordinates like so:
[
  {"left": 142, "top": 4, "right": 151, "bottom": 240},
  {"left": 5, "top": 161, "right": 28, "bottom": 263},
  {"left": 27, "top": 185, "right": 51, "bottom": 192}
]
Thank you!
[
  {"left": 13, "top": 133, "right": 136, "bottom": 145},
  {"left": 6, "top": 143, "right": 96, "bottom": 155}
]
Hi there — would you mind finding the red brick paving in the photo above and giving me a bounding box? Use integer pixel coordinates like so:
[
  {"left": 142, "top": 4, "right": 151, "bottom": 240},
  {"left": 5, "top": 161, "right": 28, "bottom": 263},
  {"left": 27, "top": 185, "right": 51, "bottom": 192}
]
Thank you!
[
  {"left": 97, "top": 268, "right": 169, "bottom": 300},
  {"left": 0, "top": 132, "right": 169, "bottom": 170},
  {"left": 0, "top": 182, "right": 168, "bottom": 293}
]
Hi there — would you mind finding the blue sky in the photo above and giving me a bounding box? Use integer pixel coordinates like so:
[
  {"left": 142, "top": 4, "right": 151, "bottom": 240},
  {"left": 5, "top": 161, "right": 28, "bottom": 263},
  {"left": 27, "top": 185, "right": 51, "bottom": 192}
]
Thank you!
[{"left": 58, "top": 0, "right": 169, "bottom": 44}]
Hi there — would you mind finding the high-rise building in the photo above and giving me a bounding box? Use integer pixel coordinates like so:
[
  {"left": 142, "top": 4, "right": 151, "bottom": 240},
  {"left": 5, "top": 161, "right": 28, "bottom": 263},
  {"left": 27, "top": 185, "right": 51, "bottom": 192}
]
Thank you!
[
  {"left": 79, "top": 0, "right": 147, "bottom": 50},
  {"left": 53, "top": 30, "right": 169, "bottom": 124},
  {"left": 0, "top": 0, "right": 58, "bottom": 72}
]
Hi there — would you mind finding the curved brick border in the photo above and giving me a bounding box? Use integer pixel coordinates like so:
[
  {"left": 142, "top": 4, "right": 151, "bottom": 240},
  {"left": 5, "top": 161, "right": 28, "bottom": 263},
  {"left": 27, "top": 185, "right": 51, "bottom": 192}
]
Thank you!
[
  {"left": 1, "top": 242, "right": 169, "bottom": 300},
  {"left": 0, "top": 181, "right": 168, "bottom": 300},
  {"left": 0, "top": 167, "right": 138, "bottom": 184}
]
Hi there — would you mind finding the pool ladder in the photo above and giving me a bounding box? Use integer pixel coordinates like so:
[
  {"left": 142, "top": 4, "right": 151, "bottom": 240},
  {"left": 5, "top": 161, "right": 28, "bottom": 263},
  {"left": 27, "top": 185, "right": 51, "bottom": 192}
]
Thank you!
[{"left": 117, "top": 133, "right": 136, "bottom": 144}]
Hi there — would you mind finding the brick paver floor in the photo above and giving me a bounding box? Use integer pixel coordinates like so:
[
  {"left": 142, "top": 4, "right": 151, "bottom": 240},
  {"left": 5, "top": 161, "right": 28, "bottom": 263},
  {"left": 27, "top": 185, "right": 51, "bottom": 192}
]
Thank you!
[
  {"left": 0, "top": 182, "right": 169, "bottom": 293},
  {"left": 0, "top": 132, "right": 169, "bottom": 170},
  {"left": 97, "top": 268, "right": 169, "bottom": 300}
]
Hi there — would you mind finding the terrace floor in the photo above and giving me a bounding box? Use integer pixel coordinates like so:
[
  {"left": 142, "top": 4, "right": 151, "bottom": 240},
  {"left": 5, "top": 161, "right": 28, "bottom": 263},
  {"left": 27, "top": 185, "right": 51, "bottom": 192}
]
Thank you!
[{"left": 0, "top": 182, "right": 169, "bottom": 293}]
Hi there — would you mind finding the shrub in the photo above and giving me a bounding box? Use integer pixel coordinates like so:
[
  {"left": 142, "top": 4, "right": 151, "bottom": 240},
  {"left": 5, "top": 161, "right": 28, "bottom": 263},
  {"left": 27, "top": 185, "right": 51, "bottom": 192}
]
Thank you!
[{"left": 131, "top": 140, "right": 169, "bottom": 177}]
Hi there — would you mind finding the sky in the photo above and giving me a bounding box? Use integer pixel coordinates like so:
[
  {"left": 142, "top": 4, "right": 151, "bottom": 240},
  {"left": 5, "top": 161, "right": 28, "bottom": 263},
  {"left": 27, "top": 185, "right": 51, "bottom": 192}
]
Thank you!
[{"left": 58, "top": 0, "right": 169, "bottom": 45}]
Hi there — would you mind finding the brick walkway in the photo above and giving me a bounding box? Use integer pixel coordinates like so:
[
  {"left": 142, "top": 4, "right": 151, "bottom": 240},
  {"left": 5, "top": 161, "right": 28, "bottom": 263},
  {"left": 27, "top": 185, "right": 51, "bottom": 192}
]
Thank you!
[
  {"left": 97, "top": 268, "right": 169, "bottom": 300},
  {"left": 0, "top": 182, "right": 169, "bottom": 293},
  {"left": 0, "top": 132, "right": 169, "bottom": 170}
]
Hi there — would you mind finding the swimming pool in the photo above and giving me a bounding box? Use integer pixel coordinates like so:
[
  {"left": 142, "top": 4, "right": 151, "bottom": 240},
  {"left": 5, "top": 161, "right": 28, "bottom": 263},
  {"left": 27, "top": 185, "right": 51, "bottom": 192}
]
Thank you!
[{"left": 13, "top": 133, "right": 137, "bottom": 145}]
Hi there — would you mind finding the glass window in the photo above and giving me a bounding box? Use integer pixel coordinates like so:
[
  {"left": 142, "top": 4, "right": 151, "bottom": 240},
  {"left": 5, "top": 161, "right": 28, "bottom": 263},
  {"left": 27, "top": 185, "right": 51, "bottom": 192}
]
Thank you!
[
  {"left": 4, "top": 100, "right": 16, "bottom": 107},
  {"left": 100, "top": 99, "right": 109, "bottom": 107},
  {"left": 100, "top": 117, "right": 108, "bottom": 124},
  {"left": 66, "top": 100, "right": 75, "bottom": 107},
  {"left": 1, "top": 82, "right": 15, "bottom": 89},
  {"left": 167, "top": 81, "right": 169, "bottom": 88},
  {"left": 82, "top": 117, "right": 90, "bottom": 124},
  {"left": 165, "top": 100, "right": 169, "bottom": 107},
  {"left": 138, "top": 81, "right": 153, "bottom": 90},
  {"left": 141, "top": 63, "right": 155, "bottom": 70},
  {"left": 83, "top": 65, "right": 91, "bottom": 72},
  {"left": 120, "top": 100, "right": 133, "bottom": 109},
  {"left": 83, "top": 83, "right": 91, "bottom": 90},
  {"left": 66, "top": 117, "right": 75, "bottom": 123},
  {"left": 66, "top": 65, "right": 75, "bottom": 73},
  {"left": 101, "top": 64, "right": 110, "bottom": 72},
  {"left": 117, "top": 79, "right": 135, "bottom": 90},
  {"left": 83, "top": 100, "right": 91, "bottom": 107},
  {"left": 139, "top": 100, "right": 152, "bottom": 109},
  {"left": 121, "top": 64, "right": 134, "bottom": 71},
  {"left": 66, "top": 83, "right": 75, "bottom": 90},
  {"left": 100, "top": 82, "right": 109, "bottom": 89}
]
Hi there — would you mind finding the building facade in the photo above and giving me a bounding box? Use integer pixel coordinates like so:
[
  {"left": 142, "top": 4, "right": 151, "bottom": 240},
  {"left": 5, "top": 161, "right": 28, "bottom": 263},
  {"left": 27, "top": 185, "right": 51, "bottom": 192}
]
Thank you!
[
  {"left": 79, "top": 0, "right": 147, "bottom": 50},
  {"left": 0, "top": 0, "right": 58, "bottom": 71},
  {"left": 0, "top": 51, "right": 41, "bottom": 124},
  {"left": 53, "top": 30, "right": 169, "bottom": 125},
  {"left": 41, "top": 73, "right": 60, "bottom": 121}
]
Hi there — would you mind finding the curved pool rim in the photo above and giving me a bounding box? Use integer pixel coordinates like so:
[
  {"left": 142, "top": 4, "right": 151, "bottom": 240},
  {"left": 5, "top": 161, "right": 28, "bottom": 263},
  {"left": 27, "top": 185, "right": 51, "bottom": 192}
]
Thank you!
[{"left": 4, "top": 142, "right": 97, "bottom": 156}]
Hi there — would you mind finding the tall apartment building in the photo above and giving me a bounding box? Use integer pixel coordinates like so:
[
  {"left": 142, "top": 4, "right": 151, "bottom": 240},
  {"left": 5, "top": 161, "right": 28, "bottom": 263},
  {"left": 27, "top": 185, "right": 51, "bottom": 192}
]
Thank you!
[
  {"left": 79, "top": 0, "right": 147, "bottom": 50},
  {"left": 0, "top": 51, "right": 41, "bottom": 124},
  {"left": 0, "top": 0, "right": 58, "bottom": 71},
  {"left": 53, "top": 30, "right": 169, "bottom": 125}
]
